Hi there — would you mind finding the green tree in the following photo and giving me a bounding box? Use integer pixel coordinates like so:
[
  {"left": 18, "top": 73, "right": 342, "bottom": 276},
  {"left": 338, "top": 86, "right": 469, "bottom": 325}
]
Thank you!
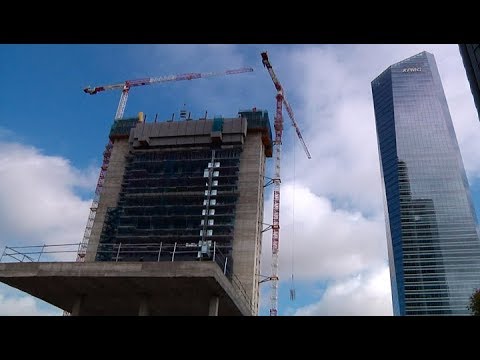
[{"left": 468, "top": 288, "right": 480, "bottom": 316}]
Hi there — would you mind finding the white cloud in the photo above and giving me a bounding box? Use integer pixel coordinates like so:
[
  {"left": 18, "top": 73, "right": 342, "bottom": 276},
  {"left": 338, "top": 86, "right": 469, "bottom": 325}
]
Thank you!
[
  {"left": 0, "top": 141, "right": 93, "bottom": 254},
  {"left": 0, "top": 138, "right": 95, "bottom": 315},
  {"left": 0, "top": 293, "right": 61, "bottom": 316},
  {"left": 261, "top": 183, "right": 388, "bottom": 281},
  {"left": 293, "top": 266, "right": 393, "bottom": 316}
]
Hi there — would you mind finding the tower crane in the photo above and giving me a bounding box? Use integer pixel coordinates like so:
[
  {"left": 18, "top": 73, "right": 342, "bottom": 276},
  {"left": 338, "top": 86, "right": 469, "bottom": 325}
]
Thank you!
[
  {"left": 261, "top": 51, "right": 311, "bottom": 316},
  {"left": 63, "top": 65, "right": 254, "bottom": 317},
  {"left": 84, "top": 67, "right": 254, "bottom": 120},
  {"left": 76, "top": 66, "right": 254, "bottom": 263}
]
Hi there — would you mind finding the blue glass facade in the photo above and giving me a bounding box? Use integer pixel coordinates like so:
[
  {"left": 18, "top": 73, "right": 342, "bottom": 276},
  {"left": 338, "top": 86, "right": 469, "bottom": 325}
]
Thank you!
[
  {"left": 372, "top": 51, "right": 480, "bottom": 315},
  {"left": 459, "top": 44, "right": 480, "bottom": 122}
]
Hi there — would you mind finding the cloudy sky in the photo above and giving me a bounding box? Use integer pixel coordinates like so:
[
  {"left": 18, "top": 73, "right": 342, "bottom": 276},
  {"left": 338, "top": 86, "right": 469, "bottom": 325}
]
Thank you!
[{"left": 0, "top": 44, "right": 479, "bottom": 316}]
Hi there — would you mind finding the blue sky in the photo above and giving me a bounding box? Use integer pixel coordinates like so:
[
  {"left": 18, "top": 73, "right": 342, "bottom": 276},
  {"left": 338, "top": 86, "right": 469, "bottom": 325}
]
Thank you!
[{"left": 1, "top": 44, "right": 479, "bottom": 316}]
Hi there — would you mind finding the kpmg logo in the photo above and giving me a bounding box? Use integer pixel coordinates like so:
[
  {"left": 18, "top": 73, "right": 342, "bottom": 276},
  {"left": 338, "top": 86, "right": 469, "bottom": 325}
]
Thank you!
[{"left": 402, "top": 67, "right": 422, "bottom": 73}]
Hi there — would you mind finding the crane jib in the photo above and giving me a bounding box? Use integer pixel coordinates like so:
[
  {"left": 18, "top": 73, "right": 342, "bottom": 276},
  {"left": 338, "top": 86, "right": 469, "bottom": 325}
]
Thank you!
[
  {"left": 176, "top": 73, "right": 202, "bottom": 81},
  {"left": 226, "top": 67, "right": 254, "bottom": 74},
  {"left": 84, "top": 66, "right": 254, "bottom": 120},
  {"left": 126, "top": 78, "right": 151, "bottom": 87}
]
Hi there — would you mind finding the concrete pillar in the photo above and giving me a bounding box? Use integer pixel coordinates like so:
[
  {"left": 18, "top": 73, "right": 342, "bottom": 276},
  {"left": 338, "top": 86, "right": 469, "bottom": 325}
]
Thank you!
[
  {"left": 85, "top": 140, "right": 130, "bottom": 262},
  {"left": 71, "top": 295, "right": 84, "bottom": 316},
  {"left": 208, "top": 296, "right": 219, "bottom": 316},
  {"left": 233, "top": 132, "right": 265, "bottom": 315},
  {"left": 138, "top": 295, "right": 150, "bottom": 316}
]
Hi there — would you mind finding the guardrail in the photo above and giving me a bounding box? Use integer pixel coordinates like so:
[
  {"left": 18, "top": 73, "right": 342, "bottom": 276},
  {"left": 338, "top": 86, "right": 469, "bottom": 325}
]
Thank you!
[
  {"left": 0, "top": 242, "right": 255, "bottom": 314},
  {"left": 0, "top": 243, "right": 80, "bottom": 263}
]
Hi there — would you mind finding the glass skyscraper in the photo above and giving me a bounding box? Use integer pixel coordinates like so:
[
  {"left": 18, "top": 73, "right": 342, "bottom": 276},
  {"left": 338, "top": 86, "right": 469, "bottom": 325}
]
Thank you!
[
  {"left": 459, "top": 44, "right": 480, "bottom": 122},
  {"left": 371, "top": 51, "right": 480, "bottom": 315}
]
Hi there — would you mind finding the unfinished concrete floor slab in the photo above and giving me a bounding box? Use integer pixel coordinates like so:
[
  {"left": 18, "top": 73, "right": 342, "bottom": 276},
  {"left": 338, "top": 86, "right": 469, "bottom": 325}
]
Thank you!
[{"left": 0, "top": 261, "right": 251, "bottom": 316}]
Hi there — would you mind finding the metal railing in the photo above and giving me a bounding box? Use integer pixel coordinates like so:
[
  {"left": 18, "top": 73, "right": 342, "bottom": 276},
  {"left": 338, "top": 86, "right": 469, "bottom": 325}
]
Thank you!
[
  {"left": 0, "top": 243, "right": 80, "bottom": 263},
  {"left": 1, "top": 241, "right": 255, "bottom": 314},
  {"left": 94, "top": 242, "right": 231, "bottom": 264}
]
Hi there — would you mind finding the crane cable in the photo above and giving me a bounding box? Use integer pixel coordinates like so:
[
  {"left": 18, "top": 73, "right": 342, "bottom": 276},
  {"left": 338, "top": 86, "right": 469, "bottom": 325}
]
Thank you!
[{"left": 290, "top": 126, "right": 296, "bottom": 301}]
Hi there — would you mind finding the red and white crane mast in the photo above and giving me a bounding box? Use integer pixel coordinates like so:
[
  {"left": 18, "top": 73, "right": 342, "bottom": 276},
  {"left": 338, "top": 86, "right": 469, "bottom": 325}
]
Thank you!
[{"left": 261, "top": 51, "right": 311, "bottom": 316}]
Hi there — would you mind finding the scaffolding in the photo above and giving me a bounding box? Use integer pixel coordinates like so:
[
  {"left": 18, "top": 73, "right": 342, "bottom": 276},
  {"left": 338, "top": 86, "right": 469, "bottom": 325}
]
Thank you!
[
  {"left": 95, "top": 145, "right": 243, "bottom": 276},
  {"left": 76, "top": 141, "right": 113, "bottom": 261}
]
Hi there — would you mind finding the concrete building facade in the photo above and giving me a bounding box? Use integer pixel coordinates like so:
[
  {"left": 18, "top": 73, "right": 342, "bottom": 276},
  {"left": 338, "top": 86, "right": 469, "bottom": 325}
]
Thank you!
[{"left": 0, "top": 109, "right": 272, "bottom": 316}]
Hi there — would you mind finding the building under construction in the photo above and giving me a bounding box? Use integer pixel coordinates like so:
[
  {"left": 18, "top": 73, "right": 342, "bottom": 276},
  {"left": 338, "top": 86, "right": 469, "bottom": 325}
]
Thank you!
[{"left": 0, "top": 109, "right": 272, "bottom": 316}]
